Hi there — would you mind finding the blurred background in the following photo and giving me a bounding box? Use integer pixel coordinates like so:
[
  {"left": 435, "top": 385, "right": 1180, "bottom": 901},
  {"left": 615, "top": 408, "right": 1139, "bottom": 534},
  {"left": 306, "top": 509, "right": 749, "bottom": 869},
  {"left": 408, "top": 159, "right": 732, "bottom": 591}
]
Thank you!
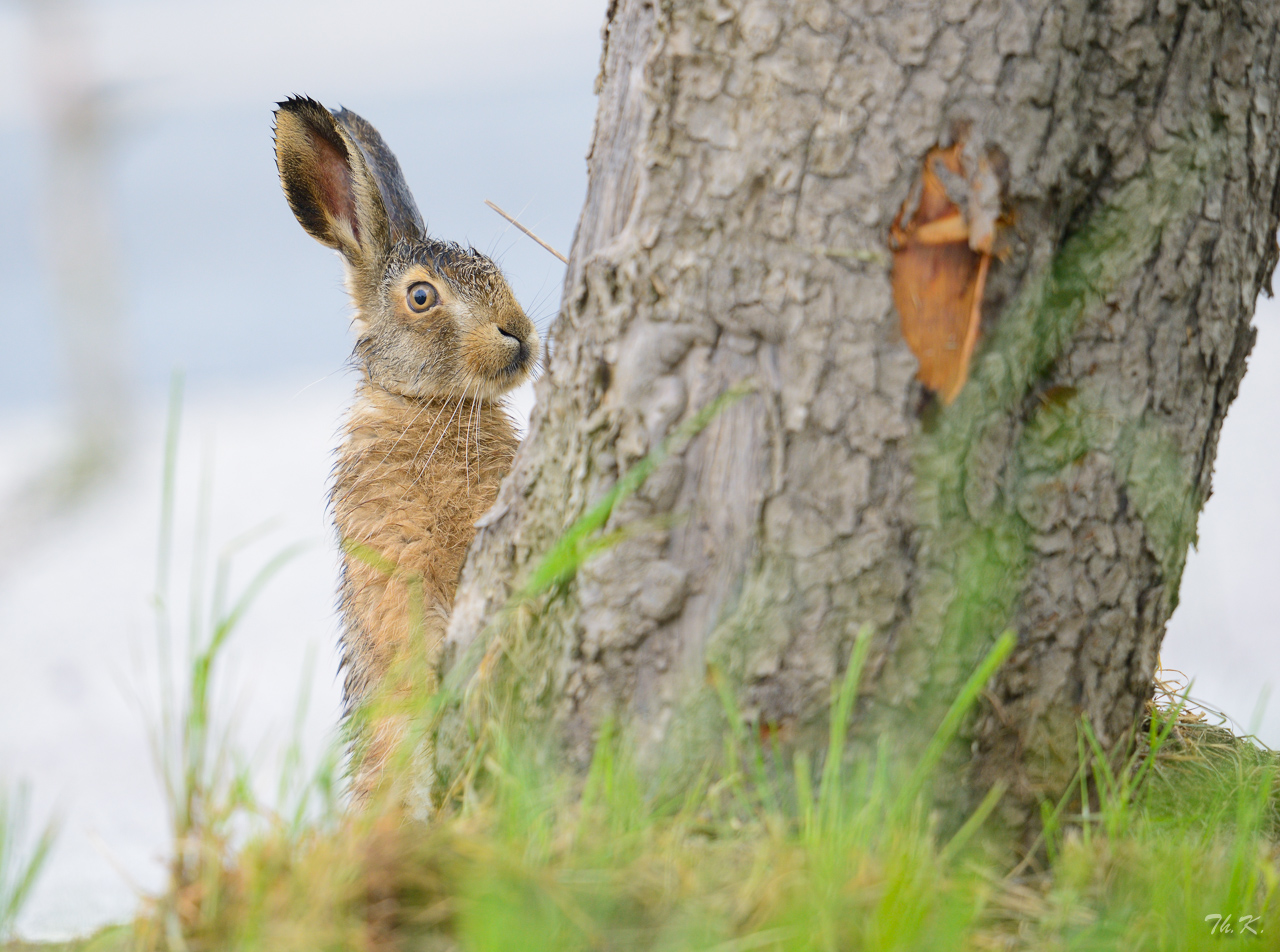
[
  {"left": 0, "top": 0, "right": 601, "bottom": 937},
  {"left": 0, "top": 0, "right": 1276, "bottom": 938}
]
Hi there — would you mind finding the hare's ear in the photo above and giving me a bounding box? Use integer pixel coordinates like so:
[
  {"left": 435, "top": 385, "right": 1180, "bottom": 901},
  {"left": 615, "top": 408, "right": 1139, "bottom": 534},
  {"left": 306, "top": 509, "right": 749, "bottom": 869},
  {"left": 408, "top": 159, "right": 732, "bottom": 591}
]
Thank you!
[
  {"left": 273, "top": 96, "right": 390, "bottom": 263},
  {"left": 332, "top": 107, "right": 425, "bottom": 243}
]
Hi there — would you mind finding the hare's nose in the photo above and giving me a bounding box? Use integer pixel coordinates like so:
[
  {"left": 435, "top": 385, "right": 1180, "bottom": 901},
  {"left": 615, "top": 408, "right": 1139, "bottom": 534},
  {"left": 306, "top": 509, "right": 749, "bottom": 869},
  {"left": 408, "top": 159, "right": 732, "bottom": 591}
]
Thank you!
[{"left": 498, "top": 326, "right": 522, "bottom": 342}]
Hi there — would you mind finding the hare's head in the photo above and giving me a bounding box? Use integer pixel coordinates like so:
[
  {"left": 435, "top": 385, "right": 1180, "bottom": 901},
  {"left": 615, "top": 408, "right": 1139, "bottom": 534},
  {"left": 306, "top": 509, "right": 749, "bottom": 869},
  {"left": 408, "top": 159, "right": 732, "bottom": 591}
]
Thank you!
[{"left": 274, "top": 96, "right": 539, "bottom": 402}]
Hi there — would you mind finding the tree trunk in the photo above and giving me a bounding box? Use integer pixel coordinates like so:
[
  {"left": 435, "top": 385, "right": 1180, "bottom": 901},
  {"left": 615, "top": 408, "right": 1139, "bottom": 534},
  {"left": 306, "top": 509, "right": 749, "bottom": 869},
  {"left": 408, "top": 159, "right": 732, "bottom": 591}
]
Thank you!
[{"left": 443, "top": 0, "right": 1280, "bottom": 823}]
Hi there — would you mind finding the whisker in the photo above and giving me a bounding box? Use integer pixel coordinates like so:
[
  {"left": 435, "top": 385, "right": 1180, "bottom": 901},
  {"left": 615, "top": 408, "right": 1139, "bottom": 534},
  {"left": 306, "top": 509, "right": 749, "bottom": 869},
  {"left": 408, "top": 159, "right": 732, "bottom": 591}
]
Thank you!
[
  {"left": 406, "top": 393, "right": 459, "bottom": 472},
  {"left": 405, "top": 395, "right": 458, "bottom": 495},
  {"left": 343, "top": 392, "right": 457, "bottom": 503},
  {"left": 447, "top": 382, "right": 470, "bottom": 467},
  {"left": 468, "top": 386, "right": 478, "bottom": 486},
  {"left": 354, "top": 393, "right": 432, "bottom": 470},
  {"left": 464, "top": 382, "right": 480, "bottom": 493},
  {"left": 473, "top": 385, "right": 483, "bottom": 485},
  {"left": 421, "top": 385, "right": 470, "bottom": 473},
  {"left": 337, "top": 399, "right": 436, "bottom": 506}
]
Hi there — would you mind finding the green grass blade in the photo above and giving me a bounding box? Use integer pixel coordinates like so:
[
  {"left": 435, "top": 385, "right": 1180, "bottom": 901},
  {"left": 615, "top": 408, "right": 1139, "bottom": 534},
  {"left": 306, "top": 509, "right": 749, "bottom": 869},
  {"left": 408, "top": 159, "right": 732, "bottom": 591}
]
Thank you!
[
  {"left": 518, "top": 382, "right": 753, "bottom": 599},
  {"left": 0, "top": 784, "right": 57, "bottom": 940},
  {"left": 940, "top": 780, "right": 1006, "bottom": 864},
  {"left": 899, "top": 630, "right": 1016, "bottom": 811},
  {"left": 817, "top": 625, "right": 873, "bottom": 833}
]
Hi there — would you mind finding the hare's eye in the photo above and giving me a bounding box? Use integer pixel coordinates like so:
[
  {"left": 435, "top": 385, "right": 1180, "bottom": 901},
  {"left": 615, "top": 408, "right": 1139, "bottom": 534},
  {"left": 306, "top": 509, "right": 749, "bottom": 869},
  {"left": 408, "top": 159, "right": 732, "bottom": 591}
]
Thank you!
[{"left": 406, "top": 282, "right": 438, "bottom": 313}]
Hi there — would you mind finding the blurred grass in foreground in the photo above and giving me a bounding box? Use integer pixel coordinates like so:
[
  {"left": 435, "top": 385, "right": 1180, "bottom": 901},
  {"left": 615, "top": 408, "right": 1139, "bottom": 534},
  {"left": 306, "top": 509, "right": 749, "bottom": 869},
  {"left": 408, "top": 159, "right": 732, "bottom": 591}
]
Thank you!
[
  {"left": 0, "top": 784, "right": 56, "bottom": 945},
  {"left": 5, "top": 380, "right": 1280, "bottom": 951},
  {"left": 11, "top": 675, "right": 1279, "bottom": 951}
]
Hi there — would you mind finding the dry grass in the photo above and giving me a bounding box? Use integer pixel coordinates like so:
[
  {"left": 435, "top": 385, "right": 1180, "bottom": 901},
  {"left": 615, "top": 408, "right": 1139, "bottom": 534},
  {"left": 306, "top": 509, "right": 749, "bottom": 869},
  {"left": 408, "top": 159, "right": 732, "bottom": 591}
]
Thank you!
[
  {"left": 6, "top": 385, "right": 1278, "bottom": 951},
  {"left": 9, "top": 689, "right": 1277, "bottom": 952}
]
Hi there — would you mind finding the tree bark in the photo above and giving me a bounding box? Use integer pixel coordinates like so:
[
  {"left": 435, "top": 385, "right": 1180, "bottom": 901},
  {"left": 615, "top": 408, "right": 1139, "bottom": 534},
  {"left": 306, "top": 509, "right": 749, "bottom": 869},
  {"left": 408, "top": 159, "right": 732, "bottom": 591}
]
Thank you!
[{"left": 443, "top": 0, "right": 1280, "bottom": 822}]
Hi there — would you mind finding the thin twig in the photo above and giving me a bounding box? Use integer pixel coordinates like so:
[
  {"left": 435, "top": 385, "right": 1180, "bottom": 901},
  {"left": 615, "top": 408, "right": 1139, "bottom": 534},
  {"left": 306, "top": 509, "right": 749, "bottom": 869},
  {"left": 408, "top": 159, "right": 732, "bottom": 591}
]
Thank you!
[{"left": 484, "top": 200, "right": 568, "bottom": 264}]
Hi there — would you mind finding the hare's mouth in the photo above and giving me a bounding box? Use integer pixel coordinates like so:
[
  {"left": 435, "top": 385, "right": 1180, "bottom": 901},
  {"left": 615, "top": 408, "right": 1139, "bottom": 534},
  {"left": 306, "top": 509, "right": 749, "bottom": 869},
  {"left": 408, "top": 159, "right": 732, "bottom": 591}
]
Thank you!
[
  {"left": 495, "top": 327, "right": 533, "bottom": 378},
  {"left": 500, "top": 344, "right": 532, "bottom": 378}
]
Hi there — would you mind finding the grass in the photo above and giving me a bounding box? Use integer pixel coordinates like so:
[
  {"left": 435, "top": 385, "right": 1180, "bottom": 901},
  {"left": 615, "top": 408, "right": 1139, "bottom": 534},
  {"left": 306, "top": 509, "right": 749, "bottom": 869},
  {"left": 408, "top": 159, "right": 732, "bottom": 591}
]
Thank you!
[
  {"left": 15, "top": 660, "right": 1277, "bottom": 951},
  {"left": 0, "top": 784, "right": 56, "bottom": 944},
  {"left": 5, "top": 380, "right": 1280, "bottom": 950},
  {"left": 8, "top": 587, "right": 1278, "bottom": 951},
  {"left": 144, "top": 375, "right": 333, "bottom": 941}
]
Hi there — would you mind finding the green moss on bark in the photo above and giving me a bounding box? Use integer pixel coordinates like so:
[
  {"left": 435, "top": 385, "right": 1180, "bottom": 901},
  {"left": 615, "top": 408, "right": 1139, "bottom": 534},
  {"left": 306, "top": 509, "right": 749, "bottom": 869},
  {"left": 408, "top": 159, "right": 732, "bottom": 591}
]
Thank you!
[{"left": 898, "top": 136, "right": 1220, "bottom": 751}]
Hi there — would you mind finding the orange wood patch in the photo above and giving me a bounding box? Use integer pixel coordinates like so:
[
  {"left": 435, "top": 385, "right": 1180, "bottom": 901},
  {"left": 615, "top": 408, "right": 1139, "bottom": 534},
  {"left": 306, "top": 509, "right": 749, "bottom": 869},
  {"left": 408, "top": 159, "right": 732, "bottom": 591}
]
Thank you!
[{"left": 890, "top": 143, "right": 995, "bottom": 405}]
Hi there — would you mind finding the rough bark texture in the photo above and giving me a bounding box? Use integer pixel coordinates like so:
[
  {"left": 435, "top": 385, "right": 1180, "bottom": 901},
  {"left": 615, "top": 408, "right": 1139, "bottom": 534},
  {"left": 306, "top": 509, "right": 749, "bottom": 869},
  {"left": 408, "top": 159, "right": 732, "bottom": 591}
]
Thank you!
[{"left": 444, "top": 0, "right": 1280, "bottom": 818}]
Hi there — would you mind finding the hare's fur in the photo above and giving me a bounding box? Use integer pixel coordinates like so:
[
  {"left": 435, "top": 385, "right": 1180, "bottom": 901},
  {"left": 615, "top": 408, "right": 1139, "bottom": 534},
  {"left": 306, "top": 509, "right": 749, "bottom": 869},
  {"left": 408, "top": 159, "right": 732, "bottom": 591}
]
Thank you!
[
  {"left": 273, "top": 97, "right": 538, "bottom": 803},
  {"left": 333, "top": 385, "right": 519, "bottom": 794}
]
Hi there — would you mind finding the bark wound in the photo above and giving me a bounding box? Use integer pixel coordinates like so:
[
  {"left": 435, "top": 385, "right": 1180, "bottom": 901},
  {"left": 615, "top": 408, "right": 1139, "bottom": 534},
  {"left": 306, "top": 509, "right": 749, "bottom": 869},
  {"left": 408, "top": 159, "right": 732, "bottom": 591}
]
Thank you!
[
  {"left": 890, "top": 139, "right": 1005, "bottom": 404},
  {"left": 445, "top": 0, "right": 1280, "bottom": 822}
]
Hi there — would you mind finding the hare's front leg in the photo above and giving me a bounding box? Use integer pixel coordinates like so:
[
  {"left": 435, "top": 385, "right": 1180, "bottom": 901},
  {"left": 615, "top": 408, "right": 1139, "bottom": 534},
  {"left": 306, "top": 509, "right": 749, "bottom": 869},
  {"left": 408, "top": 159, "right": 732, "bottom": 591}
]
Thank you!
[{"left": 339, "top": 557, "right": 450, "bottom": 812}]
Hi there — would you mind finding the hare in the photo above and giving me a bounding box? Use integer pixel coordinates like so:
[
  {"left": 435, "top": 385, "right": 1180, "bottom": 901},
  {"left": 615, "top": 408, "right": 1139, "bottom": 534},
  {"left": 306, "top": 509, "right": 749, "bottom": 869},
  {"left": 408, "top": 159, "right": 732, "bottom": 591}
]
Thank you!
[{"left": 273, "top": 97, "right": 539, "bottom": 804}]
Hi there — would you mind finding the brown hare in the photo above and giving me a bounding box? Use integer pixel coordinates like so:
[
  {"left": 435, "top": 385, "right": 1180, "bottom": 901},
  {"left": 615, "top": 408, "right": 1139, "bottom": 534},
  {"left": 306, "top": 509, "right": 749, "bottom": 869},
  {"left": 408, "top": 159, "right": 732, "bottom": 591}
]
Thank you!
[{"left": 273, "top": 96, "right": 539, "bottom": 806}]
